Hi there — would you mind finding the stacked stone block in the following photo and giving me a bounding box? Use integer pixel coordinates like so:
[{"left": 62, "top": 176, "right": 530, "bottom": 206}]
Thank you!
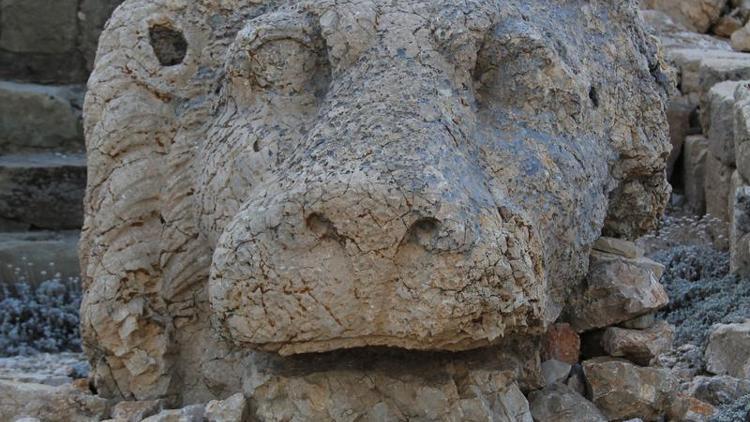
[{"left": 0, "top": 0, "right": 123, "bottom": 282}]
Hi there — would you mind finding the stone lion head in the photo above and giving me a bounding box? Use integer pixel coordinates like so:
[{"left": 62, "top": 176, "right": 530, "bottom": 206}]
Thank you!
[{"left": 81, "top": 0, "right": 669, "bottom": 400}]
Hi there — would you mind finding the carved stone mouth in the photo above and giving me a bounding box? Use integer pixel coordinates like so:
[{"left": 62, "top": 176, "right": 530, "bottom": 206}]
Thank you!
[{"left": 209, "top": 197, "right": 546, "bottom": 355}]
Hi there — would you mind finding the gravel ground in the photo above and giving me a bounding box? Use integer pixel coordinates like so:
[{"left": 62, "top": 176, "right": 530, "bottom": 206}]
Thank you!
[{"left": 0, "top": 352, "right": 88, "bottom": 386}]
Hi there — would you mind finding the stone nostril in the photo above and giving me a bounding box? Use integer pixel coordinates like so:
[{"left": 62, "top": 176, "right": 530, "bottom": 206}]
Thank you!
[{"left": 405, "top": 217, "right": 441, "bottom": 248}]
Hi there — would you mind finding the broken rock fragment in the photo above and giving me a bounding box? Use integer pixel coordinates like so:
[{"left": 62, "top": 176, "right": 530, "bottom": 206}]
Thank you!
[
  {"left": 583, "top": 357, "right": 678, "bottom": 421},
  {"left": 601, "top": 320, "right": 675, "bottom": 365},
  {"left": 528, "top": 383, "right": 606, "bottom": 422},
  {"left": 567, "top": 252, "right": 669, "bottom": 332},
  {"left": 705, "top": 320, "right": 750, "bottom": 378}
]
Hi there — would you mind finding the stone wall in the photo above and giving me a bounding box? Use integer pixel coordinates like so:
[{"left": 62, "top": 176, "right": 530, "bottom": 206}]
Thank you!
[{"left": 0, "top": 0, "right": 123, "bottom": 282}]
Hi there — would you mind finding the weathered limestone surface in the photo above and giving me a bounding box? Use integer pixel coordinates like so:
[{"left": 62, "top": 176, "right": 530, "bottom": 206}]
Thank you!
[
  {"left": 80, "top": 0, "right": 671, "bottom": 402},
  {"left": 583, "top": 357, "right": 678, "bottom": 421},
  {"left": 0, "top": 380, "right": 112, "bottom": 422},
  {"left": 703, "top": 81, "right": 742, "bottom": 165},
  {"left": 682, "top": 135, "right": 711, "bottom": 214},
  {"left": 704, "top": 151, "right": 734, "bottom": 222}
]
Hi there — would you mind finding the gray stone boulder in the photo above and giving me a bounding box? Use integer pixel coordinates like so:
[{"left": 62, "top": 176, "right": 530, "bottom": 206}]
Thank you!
[
  {"left": 80, "top": 0, "right": 671, "bottom": 402},
  {"left": 705, "top": 320, "right": 750, "bottom": 378},
  {"left": 688, "top": 375, "right": 750, "bottom": 407},
  {"left": 0, "top": 380, "right": 112, "bottom": 422},
  {"left": 528, "top": 383, "right": 605, "bottom": 422}
]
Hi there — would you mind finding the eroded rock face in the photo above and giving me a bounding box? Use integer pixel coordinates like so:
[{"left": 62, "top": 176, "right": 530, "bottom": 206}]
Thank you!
[{"left": 81, "top": 0, "right": 670, "bottom": 401}]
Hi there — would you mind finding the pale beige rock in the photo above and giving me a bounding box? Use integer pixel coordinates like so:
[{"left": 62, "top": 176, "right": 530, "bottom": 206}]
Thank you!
[
  {"left": 732, "top": 23, "right": 750, "bottom": 51},
  {"left": 601, "top": 320, "right": 675, "bottom": 365},
  {"left": 81, "top": 0, "right": 671, "bottom": 402},
  {"left": 682, "top": 135, "right": 711, "bottom": 214},
  {"left": 703, "top": 80, "right": 742, "bottom": 165},
  {"left": 111, "top": 399, "right": 164, "bottom": 422},
  {"left": 205, "top": 393, "right": 247, "bottom": 422},
  {"left": 713, "top": 14, "right": 744, "bottom": 37},
  {"left": 730, "top": 179, "right": 750, "bottom": 275},
  {"left": 641, "top": 0, "right": 727, "bottom": 33},
  {"left": 247, "top": 366, "right": 533, "bottom": 422},
  {"left": 0, "top": 381, "right": 112, "bottom": 422},
  {"left": 705, "top": 152, "right": 734, "bottom": 222},
  {"left": 592, "top": 236, "right": 644, "bottom": 259},
  {"left": 566, "top": 252, "right": 668, "bottom": 332},
  {"left": 583, "top": 357, "right": 678, "bottom": 421},
  {"left": 527, "top": 383, "right": 605, "bottom": 422},
  {"left": 705, "top": 320, "right": 750, "bottom": 378}
]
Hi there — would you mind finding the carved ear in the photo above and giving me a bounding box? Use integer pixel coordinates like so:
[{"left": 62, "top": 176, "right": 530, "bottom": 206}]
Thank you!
[{"left": 80, "top": 0, "right": 267, "bottom": 400}]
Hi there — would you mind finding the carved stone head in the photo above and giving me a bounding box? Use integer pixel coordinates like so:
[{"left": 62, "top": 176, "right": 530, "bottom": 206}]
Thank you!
[{"left": 81, "top": 0, "right": 669, "bottom": 400}]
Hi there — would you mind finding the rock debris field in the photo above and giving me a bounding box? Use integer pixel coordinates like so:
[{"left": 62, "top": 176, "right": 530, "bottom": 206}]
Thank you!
[{"left": 4, "top": 0, "right": 750, "bottom": 421}]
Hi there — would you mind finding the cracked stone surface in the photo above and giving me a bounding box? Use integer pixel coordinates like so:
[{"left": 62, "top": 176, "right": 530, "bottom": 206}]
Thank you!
[{"left": 80, "top": 0, "right": 670, "bottom": 402}]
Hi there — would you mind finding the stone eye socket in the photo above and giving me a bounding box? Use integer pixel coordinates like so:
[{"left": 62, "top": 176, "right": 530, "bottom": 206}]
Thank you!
[
  {"left": 149, "top": 24, "right": 187, "bottom": 67},
  {"left": 248, "top": 39, "right": 322, "bottom": 92}
]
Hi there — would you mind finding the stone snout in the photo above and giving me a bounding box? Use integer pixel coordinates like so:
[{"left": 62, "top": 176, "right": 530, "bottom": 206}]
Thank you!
[{"left": 208, "top": 157, "right": 547, "bottom": 356}]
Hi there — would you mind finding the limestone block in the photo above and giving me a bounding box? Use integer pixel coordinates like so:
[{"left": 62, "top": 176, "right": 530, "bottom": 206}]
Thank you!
[
  {"left": 666, "top": 96, "right": 697, "bottom": 177},
  {"left": 682, "top": 135, "right": 710, "bottom": 214},
  {"left": 703, "top": 81, "right": 742, "bottom": 165},
  {"left": 567, "top": 252, "right": 668, "bottom": 332},
  {"left": 0, "top": 81, "right": 84, "bottom": 154},
  {"left": 592, "top": 236, "right": 644, "bottom": 259},
  {"left": 704, "top": 152, "right": 733, "bottom": 222},
  {"left": 583, "top": 357, "right": 678, "bottom": 421},
  {"left": 0, "top": 0, "right": 78, "bottom": 54},
  {"left": 601, "top": 320, "right": 675, "bottom": 365},
  {"left": 205, "top": 393, "right": 247, "bottom": 422},
  {"left": 705, "top": 320, "right": 750, "bottom": 378},
  {"left": 528, "top": 383, "right": 606, "bottom": 422}
]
